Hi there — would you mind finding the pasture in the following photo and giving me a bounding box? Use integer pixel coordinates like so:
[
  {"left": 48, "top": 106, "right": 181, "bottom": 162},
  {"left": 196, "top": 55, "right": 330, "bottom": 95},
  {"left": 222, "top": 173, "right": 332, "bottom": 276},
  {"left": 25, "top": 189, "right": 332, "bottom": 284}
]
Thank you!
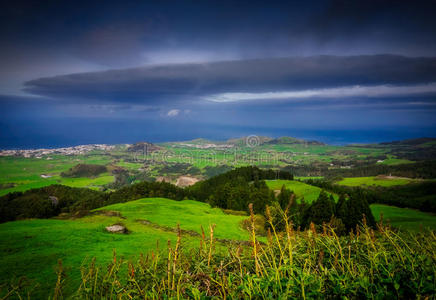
[
  {"left": 0, "top": 155, "right": 114, "bottom": 196},
  {"left": 337, "top": 176, "right": 415, "bottom": 187},
  {"left": 370, "top": 204, "right": 436, "bottom": 231},
  {"left": 0, "top": 198, "right": 249, "bottom": 298},
  {"left": 265, "top": 179, "right": 338, "bottom": 203}
]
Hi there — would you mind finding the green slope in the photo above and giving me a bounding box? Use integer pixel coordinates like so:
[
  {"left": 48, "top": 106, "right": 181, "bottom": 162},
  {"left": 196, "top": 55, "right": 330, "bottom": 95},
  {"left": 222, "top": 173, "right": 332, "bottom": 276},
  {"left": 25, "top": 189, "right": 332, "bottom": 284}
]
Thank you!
[
  {"left": 95, "top": 198, "right": 250, "bottom": 240},
  {"left": 0, "top": 198, "right": 249, "bottom": 298},
  {"left": 370, "top": 204, "right": 436, "bottom": 231},
  {"left": 265, "top": 179, "right": 338, "bottom": 203}
]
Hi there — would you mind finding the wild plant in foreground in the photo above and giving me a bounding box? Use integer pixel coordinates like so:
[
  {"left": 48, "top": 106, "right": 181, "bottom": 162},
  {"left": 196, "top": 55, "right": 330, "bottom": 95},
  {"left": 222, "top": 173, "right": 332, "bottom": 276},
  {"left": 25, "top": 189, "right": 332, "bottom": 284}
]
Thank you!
[{"left": 64, "top": 209, "right": 435, "bottom": 299}]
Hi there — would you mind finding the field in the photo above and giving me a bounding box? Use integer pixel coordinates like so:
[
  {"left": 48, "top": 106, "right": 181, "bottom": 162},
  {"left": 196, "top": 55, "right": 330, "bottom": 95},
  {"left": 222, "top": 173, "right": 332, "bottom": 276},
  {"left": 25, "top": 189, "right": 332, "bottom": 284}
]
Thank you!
[
  {"left": 336, "top": 176, "right": 416, "bottom": 187},
  {"left": 379, "top": 154, "right": 414, "bottom": 165},
  {"left": 370, "top": 204, "right": 436, "bottom": 231},
  {"left": 0, "top": 198, "right": 250, "bottom": 298},
  {"left": 265, "top": 179, "right": 338, "bottom": 203},
  {"left": 1, "top": 137, "right": 432, "bottom": 197},
  {"left": 0, "top": 155, "right": 114, "bottom": 196}
]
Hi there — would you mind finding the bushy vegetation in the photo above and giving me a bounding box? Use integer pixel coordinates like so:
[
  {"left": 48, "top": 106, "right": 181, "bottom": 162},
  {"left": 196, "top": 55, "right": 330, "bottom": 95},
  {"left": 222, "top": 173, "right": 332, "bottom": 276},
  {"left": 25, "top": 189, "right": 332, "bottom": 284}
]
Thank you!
[
  {"left": 267, "top": 187, "right": 375, "bottom": 234},
  {"left": 187, "top": 166, "right": 293, "bottom": 213},
  {"left": 60, "top": 164, "right": 108, "bottom": 178},
  {"left": 107, "top": 180, "right": 186, "bottom": 204},
  {"left": 203, "top": 165, "right": 233, "bottom": 178},
  {"left": 155, "top": 163, "right": 201, "bottom": 176},
  {"left": 0, "top": 185, "right": 106, "bottom": 222}
]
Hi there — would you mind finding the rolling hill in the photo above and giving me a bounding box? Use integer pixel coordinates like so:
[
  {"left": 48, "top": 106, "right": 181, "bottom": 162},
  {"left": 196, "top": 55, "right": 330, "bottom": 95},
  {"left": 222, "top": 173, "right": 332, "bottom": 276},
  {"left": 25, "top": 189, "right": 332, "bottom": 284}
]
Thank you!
[{"left": 0, "top": 197, "right": 250, "bottom": 298}]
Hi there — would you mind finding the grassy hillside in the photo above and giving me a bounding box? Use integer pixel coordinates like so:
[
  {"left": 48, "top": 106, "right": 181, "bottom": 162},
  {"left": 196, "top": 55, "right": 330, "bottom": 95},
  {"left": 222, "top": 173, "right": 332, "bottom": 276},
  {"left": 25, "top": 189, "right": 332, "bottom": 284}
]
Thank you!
[
  {"left": 265, "top": 179, "right": 338, "bottom": 203},
  {"left": 337, "top": 176, "right": 415, "bottom": 187},
  {"left": 95, "top": 198, "right": 250, "bottom": 240},
  {"left": 0, "top": 198, "right": 249, "bottom": 298},
  {"left": 371, "top": 204, "right": 436, "bottom": 231}
]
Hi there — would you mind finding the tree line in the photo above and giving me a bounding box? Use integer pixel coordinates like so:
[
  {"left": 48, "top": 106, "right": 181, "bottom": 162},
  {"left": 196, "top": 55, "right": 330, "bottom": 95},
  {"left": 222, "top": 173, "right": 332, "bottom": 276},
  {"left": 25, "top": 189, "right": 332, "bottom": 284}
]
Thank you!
[
  {"left": 268, "top": 186, "right": 375, "bottom": 234},
  {"left": 186, "top": 166, "right": 293, "bottom": 213},
  {"left": 303, "top": 178, "right": 436, "bottom": 213},
  {"left": 281, "top": 160, "right": 436, "bottom": 179}
]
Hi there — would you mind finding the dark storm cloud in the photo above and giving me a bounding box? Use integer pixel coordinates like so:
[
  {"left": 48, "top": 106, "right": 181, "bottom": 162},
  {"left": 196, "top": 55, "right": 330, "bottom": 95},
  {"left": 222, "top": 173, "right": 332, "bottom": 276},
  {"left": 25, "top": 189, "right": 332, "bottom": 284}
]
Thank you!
[
  {"left": 2, "top": 0, "right": 436, "bottom": 74},
  {"left": 2, "top": 0, "right": 436, "bottom": 147},
  {"left": 24, "top": 55, "right": 436, "bottom": 104}
]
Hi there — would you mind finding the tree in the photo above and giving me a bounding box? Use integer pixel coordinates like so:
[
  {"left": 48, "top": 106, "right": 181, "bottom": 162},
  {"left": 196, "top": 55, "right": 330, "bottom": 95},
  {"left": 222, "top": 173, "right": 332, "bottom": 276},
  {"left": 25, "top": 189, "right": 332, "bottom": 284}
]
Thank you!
[
  {"left": 305, "top": 190, "right": 335, "bottom": 226},
  {"left": 337, "top": 191, "right": 376, "bottom": 231},
  {"left": 277, "top": 185, "right": 292, "bottom": 210}
]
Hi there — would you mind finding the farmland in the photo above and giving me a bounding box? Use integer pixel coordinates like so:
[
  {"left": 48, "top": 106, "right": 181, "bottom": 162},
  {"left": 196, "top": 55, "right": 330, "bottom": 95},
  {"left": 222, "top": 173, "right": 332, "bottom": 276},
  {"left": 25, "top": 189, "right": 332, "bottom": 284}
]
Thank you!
[
  {"left": 1, "top": 136, "right": 435, "bottom": 197},
  {"left": 0, "top": 155, "right": 114, "bottom": 196},
  {"left": 336, "top": 176, "right": 416, "bottom": 187}
]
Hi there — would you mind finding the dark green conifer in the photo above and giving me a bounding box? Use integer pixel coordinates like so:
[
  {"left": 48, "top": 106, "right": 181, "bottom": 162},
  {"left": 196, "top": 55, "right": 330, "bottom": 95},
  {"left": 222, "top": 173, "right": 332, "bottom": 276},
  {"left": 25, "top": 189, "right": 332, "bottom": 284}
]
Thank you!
[{"left": 306, "top": 190, "right": 335, "bottom": 225}]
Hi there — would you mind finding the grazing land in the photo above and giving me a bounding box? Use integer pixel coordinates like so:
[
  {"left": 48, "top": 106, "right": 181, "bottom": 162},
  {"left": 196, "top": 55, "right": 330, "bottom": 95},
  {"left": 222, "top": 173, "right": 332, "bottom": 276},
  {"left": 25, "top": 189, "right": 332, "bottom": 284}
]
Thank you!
[
  {"left": 0, "top": 155, "right": 114, "bottom": 196},
  {"left": 265, "top": 179, "right": 338, "bottom": 203},
  {"left": 370, "top": 204, "right": 436, "bottom": 231},
  {"left": 0, "top": 197, "right": 250, "bottom": 298},
  {"left": 337, "top": 176, "right": 416, "bottom": 187}
]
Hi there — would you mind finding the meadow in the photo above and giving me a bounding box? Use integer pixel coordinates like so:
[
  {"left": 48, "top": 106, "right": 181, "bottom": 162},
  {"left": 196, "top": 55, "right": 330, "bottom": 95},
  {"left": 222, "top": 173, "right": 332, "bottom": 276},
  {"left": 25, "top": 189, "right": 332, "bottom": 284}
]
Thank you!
[
  {"left": 265, "top": 179, "right": 338, "bottom": 203},
  {"left": 370, "top": 204, "right": 436, "bottom": 231},
  {"left": 0, "top": 198, "right": 250, "bottom": 298},
  {"left": 0, "top": 155, "right": 114, "bottom": 196},
  {"left": 336, "top": 176, "right": 416, "bottom": 187}
]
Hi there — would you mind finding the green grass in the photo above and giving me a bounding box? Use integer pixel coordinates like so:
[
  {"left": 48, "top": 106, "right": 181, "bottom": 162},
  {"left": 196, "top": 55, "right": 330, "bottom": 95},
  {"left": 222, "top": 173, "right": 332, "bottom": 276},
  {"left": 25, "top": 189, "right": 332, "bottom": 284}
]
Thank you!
[
  {"left": 43, "top": 214, "right": 436, "bottom": 299},
  {"left": 58, "top": 174, "right": 114, "bottom": 189},
  {"left": 265, "top": 180, "right": 338, "bottom": 203},
  {"left": 370, "top": 204, "right": 436, "bottom": 231},
  {"left": 0, "top": 198, "right": 249, "bottom": 298},
  {"left": 0, "top": 174, "right": 115, "bottom": 196},
  {"left": 294, "top": 176, "right": 323, "bottom": 180},
  {"left": 337, "top": 176, "right": 414, "bottom": 187},
  {"left": 0, "top": 156, "right": 114, "bottom": 196},
  {"left": 380, "top": 158, "right": 414, "bottom": 165},
  {"left": 95, "top": 198, "right": 250, "bottom": 240}
]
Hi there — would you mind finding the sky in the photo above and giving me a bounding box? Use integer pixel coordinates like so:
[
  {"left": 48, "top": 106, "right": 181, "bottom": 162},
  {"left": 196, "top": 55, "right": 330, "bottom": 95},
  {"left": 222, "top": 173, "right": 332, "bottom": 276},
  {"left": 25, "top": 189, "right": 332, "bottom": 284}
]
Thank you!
[{"left": 1, "top": 0, "right": 436, "bottom": 148}]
